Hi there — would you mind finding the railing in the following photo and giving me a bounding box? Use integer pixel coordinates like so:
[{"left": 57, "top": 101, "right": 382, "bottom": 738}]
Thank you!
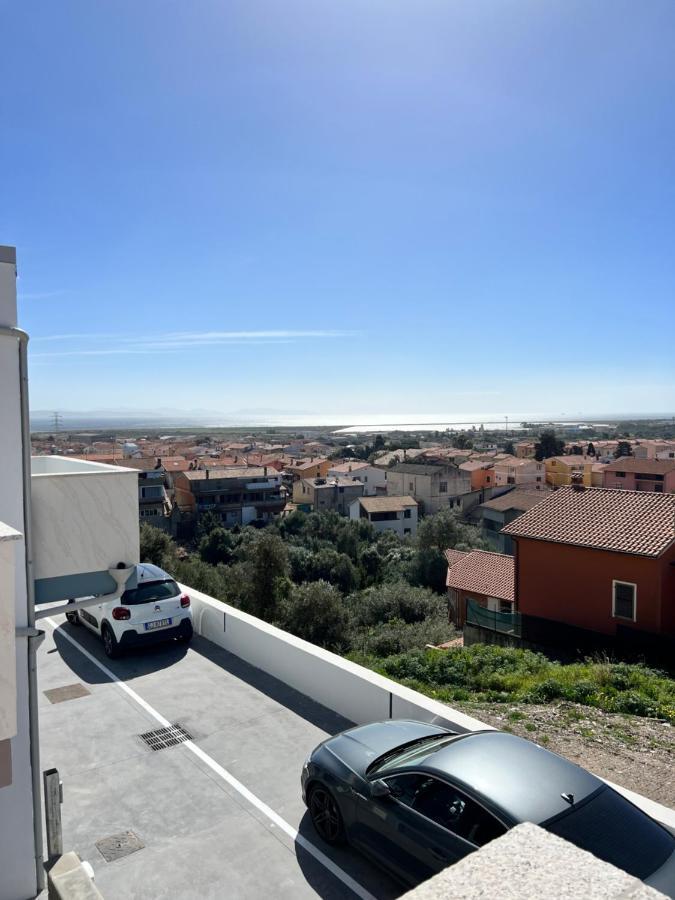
[{"left": 466, "top": 597, "right": 522, "bottom": 637}]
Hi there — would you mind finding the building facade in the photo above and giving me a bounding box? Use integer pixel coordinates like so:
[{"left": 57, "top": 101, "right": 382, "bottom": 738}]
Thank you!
[
  {"left": 493, "top": 457, "right": 546, "bottom": 489},
  {"left": 602, "top": 458, "right": 675, "bottom": 493},
  {"left": 445, "top": 549, "right": 515, "bottom": 627},
  {"left": 387, "top": 463, "right": 471, "bottom": 516},
  {"left": 292, "top": 477, "right": 364, "bottom": 515},
  {"left": 175, "top": 467, "right": 285, "bottom": 526},
  {"left": 502, "top": 486, "right": 675, "bottom": 640},
  {"left": 349, "top": 495, "right": 418, "bottom": 537},
  {"left": 327, "top": 461, "right": 387, "bottom": 495}
]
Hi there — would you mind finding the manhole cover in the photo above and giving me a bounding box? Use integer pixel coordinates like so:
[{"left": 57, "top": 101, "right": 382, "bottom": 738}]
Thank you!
[
  {"left": 43, "top": 683, "right": 91, "bottom": 704},
  {"left": 96, "top": 830, "right": 145, "bottom": 862},
  {"left": 138, "top": 723, "right": 192, "bottom": 751}
]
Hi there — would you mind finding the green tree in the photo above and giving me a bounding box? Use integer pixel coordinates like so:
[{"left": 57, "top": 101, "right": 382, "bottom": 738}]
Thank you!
[
  {"left": 534, "top": 429, "right": 565, "bottom": 461},
  {"left": 587, "top": 442, "right": 596, "bottom": 457},
  {"left": 346, "top": 581, "right": 446, "bottom": 628},
  {"left": 571, "top": 445, "right": 583, "bottom": 455},
  {"left": 139, "top": 523, "right": 176, "bottom": 569},
  {"left": 277, "top": 581, "right": 349, "bottom": 649},
  {"left": 240, "top": 531, "right": 289, "bottom": 619},
  {"left": 615, "top": 441, "right": 633, "bottom": 458},
  {"left": 196, "top": 510, "right": 222, "bottom": 542},
  {"left": 199, "top": 527, "right": 236, "bottom": 566},
  {"left": 454, "top": 432, "right": 473, "bottom": 450},
  {"left": 503, "top": 440, "right": 515, "bottom": 455},
  {"left": 407, "top": 546, "right": 449, "bottom": 594}
]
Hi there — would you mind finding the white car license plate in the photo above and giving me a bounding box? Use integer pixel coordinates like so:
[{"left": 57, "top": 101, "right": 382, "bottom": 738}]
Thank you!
[{"left": 145, "top": 618, "right": 172, "bottom": 631}]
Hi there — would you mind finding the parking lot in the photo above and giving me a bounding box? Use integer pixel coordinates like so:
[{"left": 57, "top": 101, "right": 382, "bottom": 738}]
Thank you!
[{"left": 38, "top": 617, "right": 402, "bottom": 900}]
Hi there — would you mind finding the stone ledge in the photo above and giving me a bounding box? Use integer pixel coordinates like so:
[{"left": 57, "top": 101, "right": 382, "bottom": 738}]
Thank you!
[
  {"left": 48, "top": 852, "right": 103, "bottom": 900},
  {"left": 402, "top": 822, "right": 667, "bottom": 900}
]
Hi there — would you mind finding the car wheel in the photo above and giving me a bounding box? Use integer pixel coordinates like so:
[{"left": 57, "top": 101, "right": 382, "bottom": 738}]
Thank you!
[
  {"left": 177, "top": 622, "right": 193, "bottom": 644},
  {"left": 101, "top": 624, "right": 121, "bottom": 659},
  {"left": 308, "top": 785, "right": 345, "bottom": 845}
]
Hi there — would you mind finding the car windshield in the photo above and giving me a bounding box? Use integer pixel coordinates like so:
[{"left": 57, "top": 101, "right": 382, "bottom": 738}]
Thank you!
[
  {"left": 543, "top": 787, "right": 674, "bottom": 880},
  {"left": 368, "top": 734, "right": 457, "bottom": 776},
  {"left": 121, "top": 579, "right": 179, "bottom": 606}
]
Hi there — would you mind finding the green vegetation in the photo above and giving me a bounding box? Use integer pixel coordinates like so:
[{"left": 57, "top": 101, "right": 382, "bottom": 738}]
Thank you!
[
  {"left": 141, "top": 506, "right": 675, "bottom": 726},
  {"left": 534, "top": 429, "right": 565, "bottom": 461},
  {"left": 354, "top": 644, "right": 675, "bottom": 723},
  {"left": 140, "top": 507, "right": 487, "bottom": 654}
]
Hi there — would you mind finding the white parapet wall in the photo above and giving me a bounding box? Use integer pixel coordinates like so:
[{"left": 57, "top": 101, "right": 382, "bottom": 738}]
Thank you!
[
  {"left": 31, "top": 457, "right": 140, "bottom": 603},
  {"left": 183, "top": 584, "right": 675, "bottom": 833},
  {"left": 183, "top": 584, "right": 489, "bottom": 733}
]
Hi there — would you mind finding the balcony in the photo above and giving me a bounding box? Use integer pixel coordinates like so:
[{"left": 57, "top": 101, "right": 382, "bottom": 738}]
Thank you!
[{"left": 31, "top": 457, "right": 140, "bottom": 604}]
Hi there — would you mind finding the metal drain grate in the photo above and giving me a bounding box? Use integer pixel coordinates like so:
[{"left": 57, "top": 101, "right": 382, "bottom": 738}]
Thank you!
[{"left": 138, "top": 723, "right": 192, "bottom": 751}]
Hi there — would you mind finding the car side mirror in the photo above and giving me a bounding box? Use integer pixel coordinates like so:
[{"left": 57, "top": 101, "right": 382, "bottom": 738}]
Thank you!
[{"left": 369, "top": 779, "right": 390, "bottom": 799}]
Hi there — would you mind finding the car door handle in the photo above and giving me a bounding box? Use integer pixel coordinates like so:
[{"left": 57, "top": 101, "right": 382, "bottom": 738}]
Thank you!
[{"left": 429, "top": 848, "right": 451, "bottom": 862}]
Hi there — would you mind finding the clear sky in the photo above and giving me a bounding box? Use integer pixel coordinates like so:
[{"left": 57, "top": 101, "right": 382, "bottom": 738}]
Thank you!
[{"left": 1, "top": 1, "right": 674, "bottom": 421}]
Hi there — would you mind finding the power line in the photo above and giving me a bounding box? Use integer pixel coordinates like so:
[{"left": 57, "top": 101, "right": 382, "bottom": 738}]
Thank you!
[{"left": 51, "top": 412, "right": 63, "bottom": 433}]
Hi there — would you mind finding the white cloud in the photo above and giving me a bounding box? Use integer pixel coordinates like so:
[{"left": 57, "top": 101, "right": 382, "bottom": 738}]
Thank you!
[{"left": 29, "top": 329, "right": 359, "bottom": 358}]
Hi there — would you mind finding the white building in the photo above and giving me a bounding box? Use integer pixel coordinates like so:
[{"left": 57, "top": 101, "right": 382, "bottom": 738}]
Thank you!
[
  {"left": 326, "top": 460, "right": 387, "bottom": 495},
  {"left": 349, "top": 495, "right": 418, "bottom": 537},
  {"left": 0, "top": 246, "right": 139, "bottom": 898}
]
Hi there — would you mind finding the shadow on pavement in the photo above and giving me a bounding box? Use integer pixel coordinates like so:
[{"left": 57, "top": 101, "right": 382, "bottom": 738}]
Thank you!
[
  {"left": 190, "top": 634, "right": 353, "bottom": 735},
  {"left": 51, "top": 619, "right": 189, "bottom": 684},
  {"left": 295, "top": 810, "right": 403, "bottom": 900}
]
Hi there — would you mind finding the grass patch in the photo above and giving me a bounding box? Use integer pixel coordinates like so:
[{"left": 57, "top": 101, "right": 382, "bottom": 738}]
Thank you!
[{"left": 349, "top": 644, "right": 675, "bottom": 723}]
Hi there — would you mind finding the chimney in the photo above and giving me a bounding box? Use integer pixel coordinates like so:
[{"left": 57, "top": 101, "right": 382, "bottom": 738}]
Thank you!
[
  {"left": 264, "top": 466, "right": 268, "bottom": 476},
  {"left": 571, "top": 472, "right": 584, "bottom": 491},
  {"left": 205, "top": 468, "right": 210, "bottom": 480}
]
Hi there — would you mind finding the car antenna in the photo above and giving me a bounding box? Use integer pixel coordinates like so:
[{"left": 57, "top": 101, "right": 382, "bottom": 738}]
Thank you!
[{"left": 561, "top": 793, "right": 575, "bottom": 805}]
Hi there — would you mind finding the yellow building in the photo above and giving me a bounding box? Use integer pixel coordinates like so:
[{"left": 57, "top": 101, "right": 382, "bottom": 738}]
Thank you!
[
  {"left": 545, "top": 455, "right": 594, "bottom": 487},
  {"left": 285, "top": 457, "right": 332, "bottom": 481}
]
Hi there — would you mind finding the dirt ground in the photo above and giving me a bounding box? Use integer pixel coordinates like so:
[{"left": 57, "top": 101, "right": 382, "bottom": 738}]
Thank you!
[{"left": 457, "top": 700, "right": 675, "bottom": 809}]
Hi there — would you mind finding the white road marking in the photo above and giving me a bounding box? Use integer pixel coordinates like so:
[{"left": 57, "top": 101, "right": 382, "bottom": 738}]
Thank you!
[{"left": 44, "top": 618, "right": 377, "bottom": 900}]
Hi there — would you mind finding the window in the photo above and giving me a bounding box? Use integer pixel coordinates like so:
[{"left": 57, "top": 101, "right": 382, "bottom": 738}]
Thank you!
[
  {"left": 384, "top": 774, "right": 506, "bottom": 847},
  {"left": 544, "top": 786, "right": 674, "bottom": 880},
  {"left": 615, "top": 471, "right": 625, "bottom": 478},
  {"left": 404, "top": 509, "right": 411, "bottom": 518},
  {"left": 409, "top": 481, "right": 414, "bottom": 492},
  {"left": 536, "top": 476, "right": 541, "bottom": 482},
  {"left": 612, "top": 581, "right": 636, "bottom": 621},
  {"left": 439, "top": 481, "right": 448, "bottom": 493}
]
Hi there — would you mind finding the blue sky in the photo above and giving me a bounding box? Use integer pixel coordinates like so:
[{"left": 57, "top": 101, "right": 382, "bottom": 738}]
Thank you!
[{"left": 1, "top": 1, "right": 674, "bottom": 420}]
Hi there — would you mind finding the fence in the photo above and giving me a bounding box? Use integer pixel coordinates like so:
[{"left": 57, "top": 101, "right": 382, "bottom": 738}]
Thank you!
[{"left": 466, "top": 597, "right": 522, "bottom": 637}]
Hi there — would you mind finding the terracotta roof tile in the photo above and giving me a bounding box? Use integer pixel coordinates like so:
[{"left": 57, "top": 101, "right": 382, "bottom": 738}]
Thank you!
[
  {"left": 445, "top": 550, "right": 514, "bottom": 602},
  {"left": 444, "top": 549, "right": 469, "bottom": 567},
  {"left": 502, "top": 486, "right": 675, "bottom": 557},
  {"left": 603, "top": 458, "right": 675, "bottom": 475}
]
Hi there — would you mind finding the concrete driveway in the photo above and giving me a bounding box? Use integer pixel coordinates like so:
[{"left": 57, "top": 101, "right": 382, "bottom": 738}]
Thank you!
[{"left": 38, "top": 617, "right": 402, "bottom": 900}]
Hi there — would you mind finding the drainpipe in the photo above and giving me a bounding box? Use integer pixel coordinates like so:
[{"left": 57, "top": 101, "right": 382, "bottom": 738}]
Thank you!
[{"left": 0, "top": 324, "right": 46, "bottom": 893}]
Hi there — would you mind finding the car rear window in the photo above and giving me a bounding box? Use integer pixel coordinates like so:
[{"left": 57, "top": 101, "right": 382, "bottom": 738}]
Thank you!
[
  {"left": 543, "top": 787, "right": 674, "bottom": 880},
  {"left": 122, "top": 579, "right": 179, "bottom": 606}
]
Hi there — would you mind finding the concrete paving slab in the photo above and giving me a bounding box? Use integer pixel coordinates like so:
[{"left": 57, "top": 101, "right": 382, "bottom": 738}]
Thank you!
[{"left": 38, "top": 617, "right": 402, "bottom": 900}]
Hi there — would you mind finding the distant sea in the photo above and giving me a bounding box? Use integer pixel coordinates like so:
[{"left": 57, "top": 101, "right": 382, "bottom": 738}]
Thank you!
[{"left": 28, "top": 410, "right": 669, "bottom": 434}]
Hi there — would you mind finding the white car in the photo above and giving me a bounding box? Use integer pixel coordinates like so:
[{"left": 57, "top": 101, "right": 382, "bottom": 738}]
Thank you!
[{"left": 66, "top": 563, "right": 193, "bottom": 658}]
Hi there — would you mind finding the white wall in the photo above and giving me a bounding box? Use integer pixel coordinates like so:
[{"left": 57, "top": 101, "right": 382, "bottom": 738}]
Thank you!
[
  {"left": 31, "top": 460, "right": 139, "bottom": 582},
  {"left": 184, "top": 584, "right": 493, "bottom": 733},
  {"left": 0, "top": 246, "right": 39, "bottom": 900},
  {"left": 184, "top": 584, "right": 675, "bottom": 833},
  {"left": 0, "top": 525, "right": 20, "bottom": 742}
]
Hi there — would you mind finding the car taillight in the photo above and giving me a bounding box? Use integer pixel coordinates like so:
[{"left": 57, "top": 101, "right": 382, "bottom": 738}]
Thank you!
[
  {"left": 180, "top": 594, "right": 190, "bottom": 608},
  {"left": 112, "top": 607, "right": 130, "bottom": 620}
]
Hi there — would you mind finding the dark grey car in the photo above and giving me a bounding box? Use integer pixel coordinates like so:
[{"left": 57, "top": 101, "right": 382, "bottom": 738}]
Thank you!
[{"left": 301, "top": 720, "right": 675, "bottom": 894}]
